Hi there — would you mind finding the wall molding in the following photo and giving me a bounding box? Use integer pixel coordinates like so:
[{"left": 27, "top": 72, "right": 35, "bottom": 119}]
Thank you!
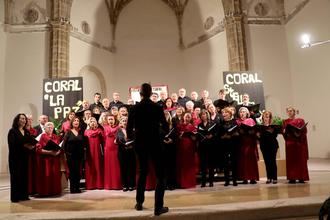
[
  {"left": 186, "top": 22, "right": 225, "bottom": 49},
  {"left": 284, "top": 0, "right": 310, "bottom": 24},
  {"left": 70, "top": 29, "right": 112, "bottom": 53},
  {"left": 3, "top": 23, "right": 49, "bottom": 33}
]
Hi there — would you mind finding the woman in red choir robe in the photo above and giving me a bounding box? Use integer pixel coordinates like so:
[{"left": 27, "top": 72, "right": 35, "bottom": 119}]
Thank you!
[
  {"left": 192, "top": 107, "right": 201, "bottom": 127},
  {"left": 84, "top": 117, "right": 104, "bottom": 190},
  {"left": 145, "top": 161, "right": 157, "bottom": 191},
  {"left": 236, "top": 107, "right": 259, "bottom": 184},
  {"left": 60, "top": 111, "right": 75, "bottom": 137},
  {"left": 283, "top": 107, "right": 309, "bottom": 183},
  {"left": 36, "top": 122, "right": 62, "bottom": 196},
  {"left": 176, "top": 112, "right": 197, "bottom": 188},
  {"left": 103, "top": 114, "right": 121, "bottom": 190},
  {"left": 164, "top": 97, "right": 177, "bottom": 117},
  {"left": 25, "top": 115, "right": 38, "bottom": 195}
]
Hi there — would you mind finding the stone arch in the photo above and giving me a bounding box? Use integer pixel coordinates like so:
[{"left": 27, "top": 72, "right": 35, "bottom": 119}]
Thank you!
[
  {"left": 78, "top": 65, "right": 107, "bottom": 101},
  {"left": 18, "top": 103, "right": 39, "bottom": 124}
]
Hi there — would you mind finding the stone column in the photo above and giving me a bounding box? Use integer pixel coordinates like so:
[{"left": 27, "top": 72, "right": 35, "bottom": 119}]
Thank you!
[
  {"left": 49, "top": 0, "right": 73, "bottom": 78},
  {"left": 222, "top": 0, "right": 248, "bottom": 71}
]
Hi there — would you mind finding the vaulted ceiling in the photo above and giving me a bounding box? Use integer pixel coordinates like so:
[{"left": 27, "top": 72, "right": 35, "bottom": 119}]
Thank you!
[{"left": 3, "top": 0, "right": 310, "bottom": 50}]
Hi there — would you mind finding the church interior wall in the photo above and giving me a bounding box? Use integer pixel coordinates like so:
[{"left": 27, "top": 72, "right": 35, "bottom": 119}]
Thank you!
[
  {"left": 285, "top": 0, "right": 330, "bottom": 158},
  {"left": 1, "top": 32, "right": 49, "bottom": 173},
  {"left": 0, "top": 0, "right": 7, "bottom": 174},
  {"left": 112, "top": 0, "right": 185, "bottom": 99}
]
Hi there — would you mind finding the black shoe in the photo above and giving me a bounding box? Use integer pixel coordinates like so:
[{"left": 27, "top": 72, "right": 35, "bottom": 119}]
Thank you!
[
  {"left": 242, "top": 180, "right": 248, "bottom": 184},
  {"left": 123, "top": 187, "right": 129, "bottom": 192},
  {"left": 209, "top": 182, "right": 214, "bottom": 187},
  {"left": 250, "top": 180, "right": 257, "bottom": 184},
  {"left": 135, "top": 203, "right": 143, "bottom": 211},
  {"left": 298, "top": 180, "right": 305, "bottom": 184},
  {"left": 233, "top": 181, "right": 238, "bottom": 186},
  {"left": 224, "top": 182, "right": 229, "bottom": 186},
  {"left": 154, "top": 207, "right": 169, "bottom": 216},
  {"left": 128, "top": 187, "right": 135, "bottom": 191},
  {"left": 11, "top": 199, "right": 19, "bottom": 203},
  {"left": 201, "top": 183, "right": 206, "bottom": 188},
  {"left": 266, "top": 179, "right": 271, "bottom": 184},
  {"left": 288, "top": 180, "right": 296, "bottom": 184},
  {"left": 273, "top": 180, "right": 278, "bottom": 184}
]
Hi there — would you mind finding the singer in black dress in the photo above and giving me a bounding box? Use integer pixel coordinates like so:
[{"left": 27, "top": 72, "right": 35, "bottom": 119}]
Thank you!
[
  {"left": 197, "top": 110, "right": 216, "bottom": 187},
  {"left": 7, "top": 113, "right": 33, "bottom": 202},
  {"left": 218, "top": 107, "right": 239, "bottom": 186},
  {"left": 63, "top": 117, "right": 86, "bottom": 193},
  {"left": 258, "top": 111, "right": 280, "bottom": 184}
]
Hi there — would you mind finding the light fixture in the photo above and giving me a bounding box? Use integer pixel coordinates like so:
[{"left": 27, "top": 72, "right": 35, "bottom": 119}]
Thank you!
[{"left": 300, "top": 33, "right": 330, "bottom": 48}]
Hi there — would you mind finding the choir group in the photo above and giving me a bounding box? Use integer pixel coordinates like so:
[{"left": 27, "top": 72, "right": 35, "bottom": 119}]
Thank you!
[{"left": 7, "top": 88, "right": 309, "bottom": 203}]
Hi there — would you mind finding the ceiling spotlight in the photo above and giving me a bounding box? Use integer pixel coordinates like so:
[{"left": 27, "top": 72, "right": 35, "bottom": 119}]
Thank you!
[
  {"left": 301, "top": 34, "right": 311, "bottom": 48},
  {"left": 300, "top": 33, "right": 330, "bottom": 49}
]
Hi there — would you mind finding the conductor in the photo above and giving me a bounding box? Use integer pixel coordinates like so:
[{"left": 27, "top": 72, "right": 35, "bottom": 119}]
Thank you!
[{"left": 127, "top": 83, "right": 169, "bottom": 216}]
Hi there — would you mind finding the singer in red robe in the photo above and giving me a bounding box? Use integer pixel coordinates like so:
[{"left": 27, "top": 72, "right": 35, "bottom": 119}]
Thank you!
[
  {"left": 236, "top": 107, "right": 259, "bottom": 184},
  {"left": 103, "top": 115, "right": 121, "bottom": 190},
  {"left": 36, "top": 122, "right": 62, "bottom": 196},
  {"left": 60, "top": 111, "right": 76, "bottom": 137},
  {"left": 283, "top": 107, "right": 309, "bottom": 183},
  {"left": 176, "top": 113, "right": 197, "bottom": 188},
  {"left": 84, "top": 117, "right": 104, "bottom": 190}
]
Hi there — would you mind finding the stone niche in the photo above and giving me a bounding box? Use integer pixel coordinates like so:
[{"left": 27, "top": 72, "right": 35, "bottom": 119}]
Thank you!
[{"left": 6, "top": 0, "right": 49, "bottom": 25}]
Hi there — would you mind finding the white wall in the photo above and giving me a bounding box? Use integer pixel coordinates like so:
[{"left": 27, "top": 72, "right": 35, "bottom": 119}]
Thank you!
[
  {"left": 71, "top": 0, "right": 228, "bottom": 102},
  {"left": 183, "top": 0, "right": 224, "bottom": 44},
  {"left": 1, "top": 32, "right": 49, "bottom": 173},
  {"left": 182, "top": 0, "right": 228, "bottom": 100},
  {"left": 113, "top": 0, "right": 227, "bottom": 100},
  {"left": 285, "top": 0, "right": 330, "bottom": 158},
  {"left": 70, "top": 37, "right": 114, "bottom": 101},
  {"left": 0, "top": 0, "right": 7, "bottom": 174},
  {"left": 70, "top": 0, "right": 112, "bottom": 47},
  {"left": 114, "top": 0, "right": 185, "bottom": 99},
  {"left": 70, "top": 0, "right": 114, "bottom": 102},
  {"left": 284, "top": 0, "right": 305, "bottom": 15}
]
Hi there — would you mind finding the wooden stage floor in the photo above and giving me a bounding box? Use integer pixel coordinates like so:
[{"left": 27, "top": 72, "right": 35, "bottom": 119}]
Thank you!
[{"left": 0, "top": 159, "right": 329, "bottom": 220}]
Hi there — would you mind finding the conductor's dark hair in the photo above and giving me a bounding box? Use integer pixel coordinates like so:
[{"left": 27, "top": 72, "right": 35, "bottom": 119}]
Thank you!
[
  {"left": 94, "top": 92, "right": 101, "bottom": 96},
  {"left": 140, "top": 83, "right": 152, "bottom": 98},
  {"left": 12, "top": 113, "right": 27, "bottom": 129}
]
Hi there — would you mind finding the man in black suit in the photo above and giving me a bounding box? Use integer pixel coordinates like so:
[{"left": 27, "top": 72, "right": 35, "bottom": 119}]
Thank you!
[
  {"left": 90, "top": 92, "right": 104, "bottom": 111},
  {"left": 213, "top": 89, "right": 235, "bottom": 113},
  {"left": 177, "top": 88, "right": 191, "bottom": 108},
  {"left": 127, "top": 83, "right": 169, "bottom": 216},
  {"left": 33, "top": 115, "right": 49, "bottom": 136},
  {"left": 110, "top": 92, "right": 124, "bottom": 109}
]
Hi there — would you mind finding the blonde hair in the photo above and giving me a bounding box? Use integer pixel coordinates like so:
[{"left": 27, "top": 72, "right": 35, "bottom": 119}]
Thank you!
[{"left": 222, "top": 107, "right": 233, "bottom": 118}]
